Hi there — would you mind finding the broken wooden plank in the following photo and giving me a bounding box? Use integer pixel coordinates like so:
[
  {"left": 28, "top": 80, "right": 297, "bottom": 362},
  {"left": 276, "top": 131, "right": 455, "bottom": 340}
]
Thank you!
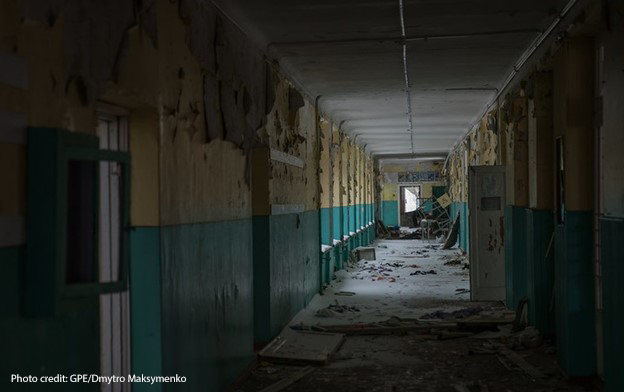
[
  {"left": 499, "top": 347, "right": 545, "bottom": 379},
  {"left": 258, "top": 366, "right": 314, "bottom": 392},
  {"left": 259, "top": 329, "right": 345, "bottom": 365},
  {"left": 292, "top": 322, "right": 458, "bottom": 336},
  {"left": 456, "top": 314, "right": 515, "bottom": 331}
]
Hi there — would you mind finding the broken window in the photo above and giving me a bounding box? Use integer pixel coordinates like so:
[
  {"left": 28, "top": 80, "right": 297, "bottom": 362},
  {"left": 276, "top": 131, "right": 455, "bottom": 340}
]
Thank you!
[{"left": 400, "top": 185, "right": 421, "bottom": 213}]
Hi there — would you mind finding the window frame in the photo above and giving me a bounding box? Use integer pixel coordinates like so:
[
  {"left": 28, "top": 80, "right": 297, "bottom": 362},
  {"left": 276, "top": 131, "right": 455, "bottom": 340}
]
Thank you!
[
  {"left": 59, "top": 146, "right": 131, "bottom": 298},
  {"left": 25, "top": 127, "right": 131, "bottom": 316}
]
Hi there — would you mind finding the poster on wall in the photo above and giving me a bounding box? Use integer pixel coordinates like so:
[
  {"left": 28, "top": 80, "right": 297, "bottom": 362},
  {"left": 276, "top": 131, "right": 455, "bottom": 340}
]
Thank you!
[{"left": 398, "top": 171, "right": 439, "bottom": 182}]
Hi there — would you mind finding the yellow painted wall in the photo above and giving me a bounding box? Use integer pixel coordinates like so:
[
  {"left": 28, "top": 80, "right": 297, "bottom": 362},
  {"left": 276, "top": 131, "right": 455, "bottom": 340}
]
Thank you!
[
  {"left": 381, "top": 161, "right": 445, "bottom": 202},
  {"left": 319, "top": 118, "right": 332, "bottom": 209},
  {"left": 264, "top": 76, "right": 319, "bottom": 212},
  {"left": 332, "top": 125, "right": 343, "bottom": 208},
  {"left": 1, "top": 0, "right": 377, "bottom": 228},
  {"left": 129, "top": 109, "right": 159, "bottom": 227}
]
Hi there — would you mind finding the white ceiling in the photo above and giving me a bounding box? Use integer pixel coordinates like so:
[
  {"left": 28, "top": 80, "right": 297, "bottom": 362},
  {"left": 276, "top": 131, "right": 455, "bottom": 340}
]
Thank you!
[{"left": 213, "top": 0, "right": 569, "bottom": 157}]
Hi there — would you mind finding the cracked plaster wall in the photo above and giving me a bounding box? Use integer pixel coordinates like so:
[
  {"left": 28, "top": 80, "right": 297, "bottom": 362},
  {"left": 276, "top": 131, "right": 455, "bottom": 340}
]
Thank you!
[
  {"left": 381, "top": 161, "right": 446, "bottom": 202},
  {"left": 444, "top": 109, "right": 499, "bottom": 203}
]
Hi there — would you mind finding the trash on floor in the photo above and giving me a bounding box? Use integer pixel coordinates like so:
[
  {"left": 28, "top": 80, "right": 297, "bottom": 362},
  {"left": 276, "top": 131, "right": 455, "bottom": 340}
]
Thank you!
[
  {"left": 315, "top": 300, "right": 360, "bottom": 317},
  {"left": 291, "top": 316, "right": 456, "bottom": 336},
  {"left": 444, "top": 258, "right": 463, "bottom": 266},
  {"left": 410, "top": 270, "right": 437, "bottom": 276},
  {"left": 258, "top": 329, "right": 345, "bottom": 365},
  {"left": 420, "top": 306, "right": 485, "bottom": 320},
  {"left": 257, "top": 366, "right": 315, "bottom": 392},
  {"left": 327, "top": 302, "right": 360, "bottom": 313}
]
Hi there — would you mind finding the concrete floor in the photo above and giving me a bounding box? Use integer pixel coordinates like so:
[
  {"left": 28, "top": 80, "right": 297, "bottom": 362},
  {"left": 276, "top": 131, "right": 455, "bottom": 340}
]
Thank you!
[
  {"left": 237, "top": 239, "right": 602, "bottom": 392},
  {"left": 292, "top": 238, "right": 473, "bottom": 326}
]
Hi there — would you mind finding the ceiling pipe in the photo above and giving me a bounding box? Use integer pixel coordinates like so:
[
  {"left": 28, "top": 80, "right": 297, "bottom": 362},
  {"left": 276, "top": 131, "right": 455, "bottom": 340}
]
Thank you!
[
  {"left": 266, "top": 28, "right": 542, "bottom": 48},
  {"left": 398, "top": 0, "right": 415, "bottom": 154}
]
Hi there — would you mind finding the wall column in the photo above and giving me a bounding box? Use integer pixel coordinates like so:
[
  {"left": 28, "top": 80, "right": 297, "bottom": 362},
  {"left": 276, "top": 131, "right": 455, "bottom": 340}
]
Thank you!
[
  {"left": 504, "top": 89, "right": 530, "bottom": 309},
  {"left": 526, "top": 72, "right": 556, "bottom": 336},
  {"left": 553, "top": 37, "right": 596, "bottom": 376}
]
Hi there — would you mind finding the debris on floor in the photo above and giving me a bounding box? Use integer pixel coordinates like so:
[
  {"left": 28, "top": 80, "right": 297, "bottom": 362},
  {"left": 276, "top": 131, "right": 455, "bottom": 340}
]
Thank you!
[
  {"left": 291, "top": 316, "right": 455, "bottom": 336},
  {"left": 420, "top": 306, "right": 485, "bottom": 320},
  {"left": 326, "top": 302, "right": 360, "bottom": 313},
  {"left": 410, "top": 269, "right": 437, "bottom": 276},
  {"left": 288, "top": 238, "right": 471, "bottom": 326},
  {"left": 334, "top": 291, "right": 356, "bottom": 296},
  {"left": 240, "top": 238, "right": 601, "bottom": 392},
  {"left": 314, "top": 301, "right": 361, "bottom": 318},
  {"left": 257, "top": 366, "right": 314, "bottom": 392},
  {"left": 354, "top": 246, "right": 376, "bottom": 261},
  {"left": 258, "top": 329, "right": 345, "bottom": 365}
]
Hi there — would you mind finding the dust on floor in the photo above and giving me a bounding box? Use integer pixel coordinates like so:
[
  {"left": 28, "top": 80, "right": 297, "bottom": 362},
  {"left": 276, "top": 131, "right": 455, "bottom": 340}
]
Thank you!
[
  {"left": 291, "top": 239, "right": 471, "bottom": 327},
  {"left": 236, "top": 239, "right": 602, "bottom": 392}
]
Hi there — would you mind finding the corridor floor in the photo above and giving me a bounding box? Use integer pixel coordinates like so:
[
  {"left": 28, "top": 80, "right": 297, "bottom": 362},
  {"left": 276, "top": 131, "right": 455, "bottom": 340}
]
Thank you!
[{"left": 237, "top": 239, "right": 602, "bottom": 392}]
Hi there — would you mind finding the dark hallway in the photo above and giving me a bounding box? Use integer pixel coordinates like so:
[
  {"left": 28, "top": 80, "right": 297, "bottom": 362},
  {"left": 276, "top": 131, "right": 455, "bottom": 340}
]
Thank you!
[{"left": 1, "top": 0, "right": 623, "bottom": 391}]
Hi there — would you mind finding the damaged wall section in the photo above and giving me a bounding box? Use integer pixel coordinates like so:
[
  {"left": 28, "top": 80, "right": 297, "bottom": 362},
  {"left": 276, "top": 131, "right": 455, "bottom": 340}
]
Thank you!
[{"left": 0, "top": 0, "right": 377, "bottom": 391}]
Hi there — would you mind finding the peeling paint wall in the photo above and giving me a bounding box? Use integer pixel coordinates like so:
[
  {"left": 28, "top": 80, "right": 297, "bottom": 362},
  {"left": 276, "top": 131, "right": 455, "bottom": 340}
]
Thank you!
[
  {"left": 0, "top": 0, "right": 332, "bottom": 390},
  {"left": 443, "top": 107, "right": 498, "bottom": 253},
  {"left": 263, "top": 76, "right": 318, "bottom": 210},
  {"left": 444, "top": 109, "right": 498, "bottom": 204}
]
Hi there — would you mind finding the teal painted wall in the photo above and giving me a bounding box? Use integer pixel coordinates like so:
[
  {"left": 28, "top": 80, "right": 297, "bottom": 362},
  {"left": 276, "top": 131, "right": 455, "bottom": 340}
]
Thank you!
[
  {"left": 320, "top": 250, "right": 331, "bottom": 285},
  {"left": 320, "top": 208, "right": 331, "bottom": 245},
  {"left": 130, "top": 228, "right": 162, "bottom": 392},
  {"left": 332, "top": 206, "right": 342, "bottom": 240},
  {"left": 450, "top": 202, "right": 469, "bottom": 252},
  {"left": 554, "top": 211, "right": 595, "bottom": 376},
  {"left": 253, "top": 216, "right": 271, "bottom": 343},
  {"left": 348, "top": 205, "right": 356, "bottom": 233},
  {"left": 601, "top": 217, "right": 624, "bottom": 392},
  {"left": 526, "top": 209, "right": 555, "bottom": 336},
  {"left": 504, "top": 206, "right": 528, "bottom": 310},
  {"left": 268, "top": 210, "right": 320, "bottom": 337},
  {"left": 382, "top": 200, "right": 398, "bottom": 227},
  {"left": 342, "top": 205, "right": 349, "bottom": 235},
  {"left": 161, "top": 220, "right": 254, "bottom": 392},
  {"left": 0, "top": 246, "right": 99, "bottom": 392}
]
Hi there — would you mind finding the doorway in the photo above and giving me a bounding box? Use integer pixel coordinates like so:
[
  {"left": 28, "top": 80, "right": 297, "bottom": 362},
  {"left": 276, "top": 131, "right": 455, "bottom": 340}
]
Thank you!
[
  {"left": 399, "top": 185, "right": 421, "bottom": 227},
  {"left": 97, "top": 106, "right": 132, "bottom": 392}
]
